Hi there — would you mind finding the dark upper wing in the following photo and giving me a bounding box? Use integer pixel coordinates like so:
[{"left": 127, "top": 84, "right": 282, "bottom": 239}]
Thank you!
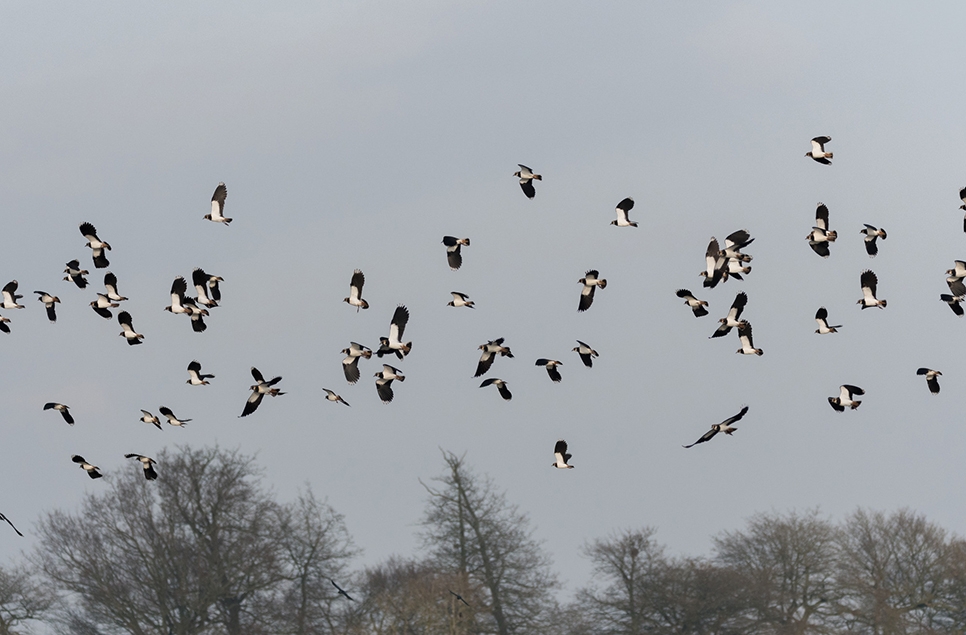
[
  {"left": 578, "top": 285, "right": 596, "bottom": 312},
  {"left": 720, "top": 406, "right": 749, "bottom": 427},
  {"left": 241, "top": 391, "right": 263, "bottom": 417},
  {"left": 118, "top": 311, "right": 133, "bottom": 327},
  {"left": 350, "top": 269, "right": 365, "bottom": 294},
  {"left": 843, "top": 384, "right": 865, "bottom": 396},
  {"left": 79, "top": 222, "right": 98, "bottom": 241},
  {"left": 171, "top": 276, "right": 187, "bottom": 296},
  {"left": 0, "top": 514, "right": 23, "bottom": 537},
  {"left": 616, "top": 197, "right": 634, "bottom": 212},
  {"left": 816, "top": 306, "right": 828, "bottom": 320},
  {"left": 554, "top": 440, "right": 568, "bottom": 455},
  {"left": 442, "top": 236, "right": 459, "bottom": 247},
  {"left": 860, "top": 270, "right": 877, "bottom": 296},
  {"left": 683, "top": 428, "right": 717, "bottom": 448},
  {"left": 342, "top": 356, "right": 361, "bottom": 384},
  {"left": 809, "top": 240, "right": 830, "bottom": 258},
  {"left": 730, "top": 292, "right": 748, "bottom": 319},
  {"left": 391, "top": 305, "right": 409, "bottom": 339},
  {"left": 812, "top": 135, "right": 831, "bottom": 144},
  {"left": 520, "top": 180, "right": 536, "bottom": 199},
  {"left": 446, "top": 245, "right": 462, "bottom": 270},
  {"left": 212, "top": 182, "right": 227, "bottom": 207},
  {"left": 724, "top": 229, "right": 753, "bottom": 250},
  {"left": 251, "top": 367, "right": 265, "bottom": 383},
  {"left": 475, "top": 351, "right": 495, "bottom": 378},
  {"left": 815, "top": 203, "right": 829, "bottom": 230}
]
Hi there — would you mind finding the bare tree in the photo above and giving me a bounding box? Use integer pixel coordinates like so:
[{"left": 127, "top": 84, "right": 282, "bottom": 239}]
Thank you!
[
  {"left": 419, "top": 450, "right": 558, "bottom": 635},
  {"left": 0, "top": 564, "right": 53, "bottom": 635},
  {"left": 33, "top": 446, "right": 356, "bottom": 635},
  {"left": 835, "top": 508, "right": 952, "bottom": 634},
  {"left": 713, "top": 509, "right": 840, "bottom": 635}
]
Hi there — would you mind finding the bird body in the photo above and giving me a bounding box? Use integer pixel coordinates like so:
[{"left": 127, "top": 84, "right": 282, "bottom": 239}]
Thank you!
[
  {"left": 578, "top": 270, "right": 607, "bottom": 312},
  {"left": 376, "top": 305, "right": 412, "bottom": 359},
  {"left": 34, "top": 291, "right": 60, "bottom": 322},
  {"left": 710, "top": 292, "right": 748, "bottom": 339},
  {"left": 186, "top": 360, "right": 214, "bottom": 385},
  {"left": 91, "top": 293, "right": 119, "bottom": 319},
  {"left": 480, "top": 377, "right": 512, "bottom": 400},
  {"left": 475, "top": 338, "right": 513, "bottom": 377},
  {"left": 344, "top": 269, "right": 369, "bottom": 311},
  {"left": 553, "top": 439, "right": 574, "bottom": 468},
  {"left": 814, "top": 307, "right": 841, "bottom": 334},
  {"left": 79, "top": 222, "right": 111, "bottom": 268},
  {"left": 140, "top": 410, "right": 162, "bottom": 430},
  {"left": 204, "top": 182, "right": 232, "bottom": 224},
  {"left": 611, "top": 198, "right": 637, "bottom": 227},
  {"left": 374, "top": 364, "right": 405, "bottom": 403},
  {"left": 323, "top": 388, "right": 350, "bottom": 406},
  {"left": 514, "top": 164, "right": 541, "bottom": 198},
  {"left": 860, "top": 225, "right": 887, "bottom": 257},
  {"left": 241, "top": 367, "right": 284, "bottom": 417},
  {"left": 118, "top": 311, "right": 144, "bottom": 345},
  {"left": 858, "top": 270, "right": 886, "bottom": 309},
  {"left": 917, "top": 368, "right": 942, "bottom": 394},
  {"left": 125, "top": 454, "right": 158, "bottom": 480},
  {"left": 736, "top": 322, "right": 763, "bottom": 356},
  {"left": 573, "top": 340, "right": 598, "bottom": 367},
  {"left": 535, "top": 358, "right": 563, "bottom": 382},
  {"left": 44, "top": 402, "right": 74, "bottom": 425},
  {"left": 447, "top": 291, "right": 474, "bottom": 308},
  {"left": 159, "top": 406, "right": 191, "bottom": 427},
  {"left": 806, "top": 136, "right": 833, "bottom": 164},
  {"left": 676, "top": 289, "right": 709, "bottom": 318},
  {"left": 807, "top": 203, "right": 837, "bottom": 258},
  {"left": 1, "top": 281, "right": 24, "bottom": 310},
  {"left": 63, "top": 260, "right": 90, "bottom": 288},
  {"left": 72, "top": 455, "right": 103, "bottom": 479},
  {"left": 341, "top": 342, "right": 372, "bottom": 384},
  {"left": 442, "top": 236, "right": 470, "bottom": 270},
  {"left": 684, "top": 406, "right": 748, "bottom": 448},
  {"left": 829, "top": 385, "right": 864, "bottom": 411}
]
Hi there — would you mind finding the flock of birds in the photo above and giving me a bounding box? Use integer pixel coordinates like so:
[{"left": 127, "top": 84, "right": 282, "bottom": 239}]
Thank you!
[{"left": 2, "top": 136, "right": 965, "bottom": 542}]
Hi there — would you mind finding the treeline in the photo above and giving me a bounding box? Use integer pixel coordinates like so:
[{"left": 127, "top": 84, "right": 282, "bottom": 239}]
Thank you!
[{"left": 1, "top": 446, "right": 964, "bottom": 634}]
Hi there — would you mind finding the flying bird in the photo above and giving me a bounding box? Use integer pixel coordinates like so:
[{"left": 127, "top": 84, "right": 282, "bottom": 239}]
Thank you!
[
  {"left": 736, "top": 322, "right": 763, "bottom": 356},
  {"left": 34, "top": 291, "right": 60, "bottom": 322},
  {"left": 0, "top": 513, "right": 23, "bottom": 537},
  {"left": 814, "top": 307, "right": 842, "bottom": 334},
  {"left": 44, "top": 402, "right": 74, "bottom": 425},
  {"left": 103, "top": 272, "right": 127, "bottom": 302},
  {"left": 204, "top": 182, "right": 231, "bottom": 225},
  {"left": 376, "top": 305, "right": 412, "bottom": 359},
  {"left": 829, "top": 385, "right": 864, "bottom": 411},
  {"left": 947, "top": 275, "right": 966, "bottom": 299},
  {"left": 578, "top": 270, "right": 607, "bottom": 312},
  {"left": 323, "top": 388, "right": 350, "bottom": 407},
  {"left": 139, "top": 410, "right": 162, "bottom": 430},
  {"left": 374, "top": 364, "right": 405, "bottom": 403},
  {"left": 90, "top": 293, "right": 119, "bottom": 319},
  {"left": 552, "top": 439, "right": 574, "bottom": 468},
  {"left": 343, "top": 269, "right": 369, "bottom": 311},
  {"left": 186, "top": 360, "right": 214, "bottom": 385},
  {"left": 71, "top": 455, "right": 103, "bottom": 479},
  {"left": 79, "top": 222, "right": 111, "bottom": 268},
  {"left": 722, "top": 229, "right": 755, "bottom": 263},
  {"left": 442, "top": 236, "right": 470, "bottom": 270},
  {"left": 676, "top": 289, "right": 709, "bottom": 318},
  {"left": 63, "top": 260, "right": 89, "bottom": 288},
  {"left": 159, "top": 406, "right": 191, "bottom": 427},
  {"left": 117, "top": 311, "right": 143, "bottom": 345},
  {"left": 573, "top": 340, "right": 599, "bottom": 368},
  {"left": 480, "top": 377, "right": 512, "bottom": 401},
  {"left": 611, "top": 198, "right": 637, "bottom": 227},
  {"left": 241, "top": 367, "right": 284, "bottom": 417},
  {"left": 514, "top": 164, "right": 541, "bottom": 199},
  {"left": 341, "top": 342, "right": 372, "bottom": 384},
  {"left": 700, "top": 238, "right": 728, "bottom": 288},
  {"left": 449, "top": 590, "right": 471, "bottom": 607},
  {"left": 164, "top": 276, "right": 190, "bottom": 315},
  {"left": 535, "top": 358, "right": 563, "bottom": 382},
  {"left": 191, "top": 268, "right": 220, "bottom": 308},
  {"left": 683, "top": 406, "right": 748, "bottom": 448},
  {"left": 0, "top": 281, "right": 24, "bottom": 310},
  {"left": 125, "top": 454, "right": 158, "bottom": 480},
  {"left": 806, "top": 136, "right": 833, "bottom": 164},
  {"left": 917, "top": 368, "right": 942, "bottom": 395},
  {"left": 330, "top": 579, "right": 355, "bottom": 602},
  {"left": 709, "top": 292, "right": 748, "bottom": 339},
  {"left": 807, "top": 203, "right": 837, "bottom": 258},
  {"left": 447, "top": 291, "right": 474, "bottom": 308},
  {"left": 858, "top": 270, "right": 886, "bottom": 309},
  {"left": 475, "top": 338, "right": 514, "bottom": 377},
  {"left": 860, "top": 225, "right": 887, "bottom": 257},
  {"left": 941, "top": 293, "right": 964, "bottom": 316}
]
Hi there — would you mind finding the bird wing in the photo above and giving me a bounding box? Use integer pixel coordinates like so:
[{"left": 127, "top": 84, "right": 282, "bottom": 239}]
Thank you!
[
  {"left": 375, "top": 378, "right": 394, "bottom": 403},
  {"left": 446, "top": 245, "right": 462, "bottom": 270},
  {"left": 159, "top": 406, "right": 174, "bottom": 418},
  {"left": 684, "top": 428, "right": 717, "bottom": 448},
  {"left": 104, "top": 272, "right": 119, "bottom": 295},
  {"left": 241, "top": 391, "right": 263, "bottom": 417},
  {"left": 616, "top": 197, "right": 634, "bottom": 213},
  {"left": 578, "top": 285, "right": 596, "bottom": 312},
  {"left": 475, "top": 350, "right": 495, "bottom": 377},
  {"left": 211, "top": 182, "right": 227, "bottom": 214},
  {"left": 738, "top": 323, "right": 754, "bottom": 349},
  {"left": 815, "top": 307, "right": 828, "bottom": 321},
  {"left": 517, "top": 164, "right": 533, "bottom": 177},
  {"left": 843, "top": 385, "right": 865, "bottom": 397},
  {"left": 389, "top": 305, "right": 409, "bottom": 343},
  {"left": 729, "top": 292, "right": 748, "bottom": 321},
  {"left": 251, "top": 367, "right": 265, "bottom": 383},
  {"left": 342, "top": 356, "right": 361, "bottom": 384},
  {"left": 720, "top": 406, "right": 749, "bottom": 427},
  {"left": 815, "top": 204, "right": 830, "bottom": 231},
  {"left": 79, "top": 222, "right": 99, "bottom": 242},
  {"left": 554, "top": 440, "right": 568, "bottom": 455},
  {"left": 724, "top": 229, "right": 752, "bottom": 250},
  {"left": 349, "top": 269, "right": 365, "bottom": 301},
  {"left": 118, "top": 311, "right": 133, "bottom": 329},
  {"left": 860, "top": 270, "right": 878, "bottom": 300}
]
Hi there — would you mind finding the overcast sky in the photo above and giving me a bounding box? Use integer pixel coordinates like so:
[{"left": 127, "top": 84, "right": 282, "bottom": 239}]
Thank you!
[{"left": 2, "top": 1, "right": 966, "bottom": 597}]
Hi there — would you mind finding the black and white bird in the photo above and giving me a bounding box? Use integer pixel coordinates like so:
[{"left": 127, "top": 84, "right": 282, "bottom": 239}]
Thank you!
[
  {"left": 164, "top": 276, "right": 190, "bottom": 315},
  {"left": 722, "top": 230, "right": 755, "bottom": 263},
  {"left": 140, "top": 410, "right": 162, "bottom": 430},
  {"left": 676, "top": 289, "right": 709, "bottom": 318},
  {"left": 0, "top": 513, "right": 23, "bottom": 537},
  {"left": 814, "top": 307, "right": 842, "bottom": 334},
  {"left": 829, "top": 385, "right": 864, "bottom": 411},
  {"left": 917, "top": 368, "right": 942, "bottom": 395},
  {"left": 807, "top": 203, "right": 837, "bottom": 258},
  {"left": 159, "top": 406, "right": 191, "bottom": 427},
  {"left": 376, "top": 305, "right": 412, "bottom": 359},
  {"left": 1, "top": 281, "right": 24, "bottom": 310},
  {"left": 480, "top": 377, "right": 512, "bottom": 400},
  {"left": 442, "top": 236, "right": 470, "bottom": 270},
  {"left": 374, "top": 364, "right": 405, "bottom": 403},
  {"left": 241, "top": 367, "right": 285, "bottom": 417},
  {"left": 186, "top": 360, "right": 214, "bottom": 385},
  {"left": 736, "top": 322, "right": 763, "bottom": 356},
  {"left": 578, "top": 270, "right": 607, "bottom": 312},
  {"left": 191, "top": 268, "right": 220, "bottom": 308},
  {"left": 103, "top": 272, "right": 128, "bottom": 302},
  {"left": 947, "top": 275, "right": 966, "bottom": 299},
  {"left": 535, "top": 358, "right": 563, "bottom": 382},
  {"left": 183, "top": 298, "right": 209, "bottom": 333},
  {"left": 204, "top": 182, "right": 231, "bottom": 225},
  {"left": 72, "top": 455, "right": 103, "bottom": 479},
  {"left": 44, "top": 402, "right": 74, "bottom": 425},
  {"left": 90, "top": 293, "right": 119, "bottom": 319},
  {"left": 447, "top": 291, "right": 474, "bottom": 308},
  {"left": 117, "top": 311, "right": 143, "bottom": 345},
  {"left": 513, "top": 164, "right": 541, "bottom": 199},
  {"left": 710, "top": 292, "right": 748, "bottom": 339},
  {"left": 475, "top": 338, "right": 514, "bottom": 377},
  {"left": 700, "top": 238, "right": 728, "bottom": 288},
  {"left": 341, "top": 342, "right": 372, "bottom": 384},
  {"left": 79, "top": 222, "right": 111, "bottom": 268},
  {"left": 34, "top": 291, "right": 60, "bottom": 322},
  {"left": 552, "top": 439, "right": 574, "bottom": 468},
  {"left": 611, "top": 198, "right": 637, "bottom": 227},
  {"left": 343, "top": 269, "right": 369, "bottom": 311},
  {"left": 727, "top": 259, "right": 752, "bottom": 281},
  {"left": 125, "top": 454, "right": 158, "bottom": 480},
  {"left": 573, "top": 340, "right": 599, "bottom": 368},
  {"left": 330, "top": 579, "right": 355, "bottom": 602},
  {"left": 683, "top": 406, "right": 748, "bottom": 448},
  {"left": 805, "top": 136, "right": 833, "bottom": 164},
  {"left": 860, "top": 225, "right": 887, "bottom": 257},
  {"left": 947, "top": 260, "right": 966, "bottom": 279},
  {"left": 323, "top": 388, "right": 350, "bottom": 407},
  {"left": 940, "top": 294, "right": 964, "bottom": 316},
  {"left": 205, "top": 272, "right": 225, "bottom": 303},
  {"left": 63, "top": 260, "right": 89, "bottom": 288},
  {"left": 858, "top": 270, "right": 886, "bottom": 309}
]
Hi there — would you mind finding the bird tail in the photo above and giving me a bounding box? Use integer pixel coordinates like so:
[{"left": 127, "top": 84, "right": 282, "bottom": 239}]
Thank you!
[
  {"left": 533, "top": 174, "right": 542, "bottom": 180},
  {"left": 827, "top": 230, "right": 837, "bottom": 241},
  {"left": 879, "top": 300, "right": 887, "bottom": 308},
  {"left": 827, "top": 152, "right": 833, "bottom": 159},
  {"left": 598, "top": 279, "right": 607, "bottom": 289}
]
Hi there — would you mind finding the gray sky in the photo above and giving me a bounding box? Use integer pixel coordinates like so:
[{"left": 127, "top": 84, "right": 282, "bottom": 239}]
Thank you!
[{"left": 2, "top": 1, "right": 966, "bottom": 596}]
